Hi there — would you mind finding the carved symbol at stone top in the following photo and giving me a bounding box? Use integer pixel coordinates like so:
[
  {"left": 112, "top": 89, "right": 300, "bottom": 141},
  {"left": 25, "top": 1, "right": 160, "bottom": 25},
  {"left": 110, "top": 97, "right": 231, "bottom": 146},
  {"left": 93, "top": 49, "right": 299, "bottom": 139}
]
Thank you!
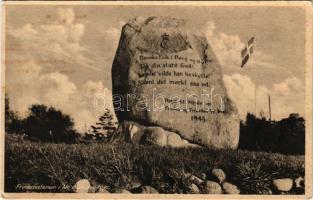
[{"left": 160, "top": 33, "right": 169, "bottom": 49}]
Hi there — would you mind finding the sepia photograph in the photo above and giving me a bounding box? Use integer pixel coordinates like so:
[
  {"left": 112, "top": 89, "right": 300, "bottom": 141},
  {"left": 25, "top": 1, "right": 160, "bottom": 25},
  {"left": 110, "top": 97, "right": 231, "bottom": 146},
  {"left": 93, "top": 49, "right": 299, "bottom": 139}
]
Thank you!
[{"left": 1, "top": 1, "right": 312, "bottom": 198}]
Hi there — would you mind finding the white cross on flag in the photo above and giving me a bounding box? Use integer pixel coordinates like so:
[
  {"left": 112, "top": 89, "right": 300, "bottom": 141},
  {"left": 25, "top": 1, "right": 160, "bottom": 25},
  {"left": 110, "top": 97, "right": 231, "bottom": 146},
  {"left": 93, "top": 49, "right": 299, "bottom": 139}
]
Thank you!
[{"left": 241, "top": 37, "right": 255, "bottom": 68}]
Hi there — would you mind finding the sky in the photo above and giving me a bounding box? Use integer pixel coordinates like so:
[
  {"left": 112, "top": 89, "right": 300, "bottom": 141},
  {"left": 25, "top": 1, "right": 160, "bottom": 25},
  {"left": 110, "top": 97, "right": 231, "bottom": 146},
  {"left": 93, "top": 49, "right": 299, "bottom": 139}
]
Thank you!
[{"left": 5, "top": 4, "right": 307, "bottom": 132}]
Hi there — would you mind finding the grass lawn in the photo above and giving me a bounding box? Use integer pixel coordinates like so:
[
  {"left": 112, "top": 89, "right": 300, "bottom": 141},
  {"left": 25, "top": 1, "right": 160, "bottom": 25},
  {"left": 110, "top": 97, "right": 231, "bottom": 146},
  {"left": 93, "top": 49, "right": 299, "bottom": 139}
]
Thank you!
[{"left": 5, "top": 134, "right": 304, "bottom": 194}]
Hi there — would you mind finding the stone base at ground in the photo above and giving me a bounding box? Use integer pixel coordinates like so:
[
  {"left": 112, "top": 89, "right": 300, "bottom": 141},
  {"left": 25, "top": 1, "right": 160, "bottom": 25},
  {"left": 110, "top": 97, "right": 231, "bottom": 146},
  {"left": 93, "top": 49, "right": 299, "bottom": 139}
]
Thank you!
[{"left": 111, "top": 120, "right": 200, "bottom": 148}]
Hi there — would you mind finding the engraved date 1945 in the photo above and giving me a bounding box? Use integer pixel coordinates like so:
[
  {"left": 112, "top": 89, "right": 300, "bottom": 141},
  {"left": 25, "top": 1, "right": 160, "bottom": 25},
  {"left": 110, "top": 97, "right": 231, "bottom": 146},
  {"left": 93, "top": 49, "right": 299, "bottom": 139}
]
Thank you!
[{"left": 191, "top": 115, "right": 206, "bottom": 122}]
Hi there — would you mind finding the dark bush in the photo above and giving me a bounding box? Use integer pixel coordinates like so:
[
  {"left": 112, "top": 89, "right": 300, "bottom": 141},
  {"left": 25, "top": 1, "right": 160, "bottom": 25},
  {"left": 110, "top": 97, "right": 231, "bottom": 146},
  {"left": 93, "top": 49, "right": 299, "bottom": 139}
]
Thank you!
[
  {"left": 23, "top": 104, "right": 80, "bottom": 143},
  {"left": 239, "top": 113, "right": 305, "bottom": 155}
]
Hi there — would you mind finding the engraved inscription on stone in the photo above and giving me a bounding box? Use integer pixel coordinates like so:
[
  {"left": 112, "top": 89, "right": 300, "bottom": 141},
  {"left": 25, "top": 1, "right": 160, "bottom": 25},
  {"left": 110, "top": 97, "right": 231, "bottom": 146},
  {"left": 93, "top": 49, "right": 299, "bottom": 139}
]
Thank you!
[{"left": 112, "top": 16, "right": 240, "bottom": 149}]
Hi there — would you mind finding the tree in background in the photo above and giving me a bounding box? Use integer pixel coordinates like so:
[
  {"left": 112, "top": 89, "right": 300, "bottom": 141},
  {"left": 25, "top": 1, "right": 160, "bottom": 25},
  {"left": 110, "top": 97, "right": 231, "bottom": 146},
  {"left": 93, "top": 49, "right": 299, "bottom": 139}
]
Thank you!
[
  {"left": 23, "top": 104, "right": 80, "bottom": 143},
  {"left": 5, "top": 94, "right": 23, "bottom": 134},
  {"left": 239, "top": 112, "right": 305, "bottom": 155},
  {"left": 89, "top": 108, "right": 117, "bottom": 142},
  {"left": 278, "top": 113, "right": 305, "bottom": 154}
]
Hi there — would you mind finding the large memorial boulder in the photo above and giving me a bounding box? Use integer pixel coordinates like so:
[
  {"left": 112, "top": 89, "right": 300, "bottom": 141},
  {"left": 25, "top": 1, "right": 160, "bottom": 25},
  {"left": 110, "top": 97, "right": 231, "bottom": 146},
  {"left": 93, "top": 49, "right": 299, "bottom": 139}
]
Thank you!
[{"left": 112, "top": 16, "right": 239, "bottom": 149}]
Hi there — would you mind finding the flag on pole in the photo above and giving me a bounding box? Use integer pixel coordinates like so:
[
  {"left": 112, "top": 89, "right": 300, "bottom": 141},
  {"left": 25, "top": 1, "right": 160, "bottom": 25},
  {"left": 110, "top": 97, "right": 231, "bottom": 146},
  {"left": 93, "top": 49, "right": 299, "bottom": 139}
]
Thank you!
[{"left": 241, "top": 36, "right": 255, "bottom": 68}]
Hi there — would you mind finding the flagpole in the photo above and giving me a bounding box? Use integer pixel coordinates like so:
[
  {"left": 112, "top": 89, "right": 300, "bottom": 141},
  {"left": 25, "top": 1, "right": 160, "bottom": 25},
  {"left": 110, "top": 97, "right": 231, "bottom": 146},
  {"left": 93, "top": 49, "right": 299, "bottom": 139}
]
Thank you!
[
  {"left": 254, "top": 84, "right": 257, "bottom": 116},
  {"left": 241, "top": 36, "right": 256, "bottom": 116},
  {"left": 254, "top": 36, "right": 256, "bottom": 117},
  {"left": 268, "top": 95, "right": 272, "bottom": 121}
]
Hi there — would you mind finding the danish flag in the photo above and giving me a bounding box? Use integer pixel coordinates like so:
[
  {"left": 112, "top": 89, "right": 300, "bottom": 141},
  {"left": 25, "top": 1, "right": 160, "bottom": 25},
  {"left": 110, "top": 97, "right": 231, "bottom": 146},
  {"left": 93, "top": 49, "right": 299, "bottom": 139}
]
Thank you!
[{"left": 241, "top": 37, "right": 255, "bottom": 68}]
